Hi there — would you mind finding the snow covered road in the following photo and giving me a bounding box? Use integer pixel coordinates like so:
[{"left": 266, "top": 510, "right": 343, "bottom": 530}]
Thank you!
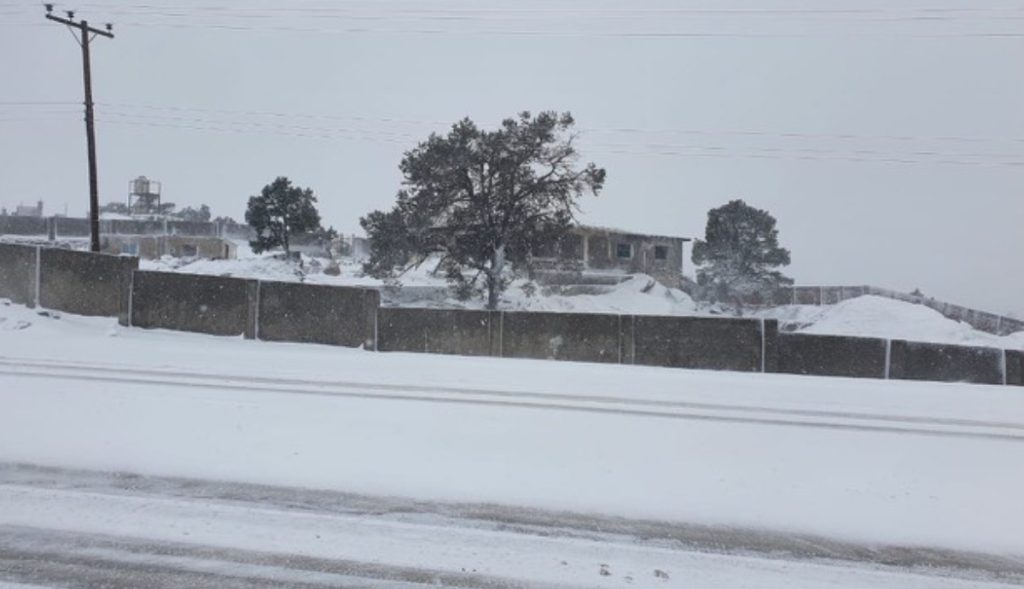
[{"left": 0, "top": 465, "right": 1021, "bottom": 589}]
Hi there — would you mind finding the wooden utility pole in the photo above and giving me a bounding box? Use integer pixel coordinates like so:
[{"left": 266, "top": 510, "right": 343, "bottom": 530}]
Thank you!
[{"left": 44, "top": 4, "right": 114, "bottom": 253}]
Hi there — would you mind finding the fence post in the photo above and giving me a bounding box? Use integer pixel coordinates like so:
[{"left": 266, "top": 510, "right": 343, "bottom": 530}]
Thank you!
[
  {"left": 126, "top": 269, "right": 134, "bottom": 327},
  {"left": 884, "top": 339, "right": 892, "bottom": 379},
  {"left": 33, "top": 246, "right": 41, "bottom": 309},
  {"left": 373, "top": 298, "right": 379, "bottom": 352},
  {"left": 1003, "top": 350, "right": 1009, "bottom": 386},
  {"left": 244, "top": 280, "right": 260, "bottom": 340}
]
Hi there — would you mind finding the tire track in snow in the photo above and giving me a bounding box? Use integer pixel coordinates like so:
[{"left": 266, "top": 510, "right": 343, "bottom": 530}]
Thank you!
[
  {"left": 1, "top": 357, "right": 1022, "bottom": 442},
  {"left": 2, "top": 356, "right": 1021, "bottom": 431}
]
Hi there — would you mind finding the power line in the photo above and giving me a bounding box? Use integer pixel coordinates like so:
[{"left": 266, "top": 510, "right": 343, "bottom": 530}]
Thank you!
[
  {"left": 7, "top": 100, "right": 1021, "bottom": 146},
  {"left": 64, "top": 4, "right": 1024, "bottom": 17},
  {"left": 6, "top": 2, "right": 1024, "bottom": 37},
  {"left": 8, "top": 18, "right": 1023, "bottom": 38},
  {"left": 94, "top": 102, "right": 1024, "bottom": 145},
  {"left": 89, "top": 114, "right": 1024, "bottom": 167}
]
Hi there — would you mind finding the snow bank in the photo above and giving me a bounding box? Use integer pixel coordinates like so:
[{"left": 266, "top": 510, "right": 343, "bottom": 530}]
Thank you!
[{"left": 757, "top": 295, "right": 1024, "bottom": 350}]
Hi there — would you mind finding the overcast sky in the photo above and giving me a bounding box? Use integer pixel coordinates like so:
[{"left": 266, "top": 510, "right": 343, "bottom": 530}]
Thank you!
[{"left": 2, "top": 0, "right": 1022, "bottom": 316}]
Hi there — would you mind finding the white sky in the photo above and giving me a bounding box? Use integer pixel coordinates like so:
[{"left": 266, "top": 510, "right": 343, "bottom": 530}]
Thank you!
[{"left": 1, "top": 0, "right": 1022, "bottom": 316}]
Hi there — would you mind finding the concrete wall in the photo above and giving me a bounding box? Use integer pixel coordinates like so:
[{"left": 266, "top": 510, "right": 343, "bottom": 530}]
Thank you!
[
  {"left": 39, "top": 248, "right": 137, "bottom": 322},
  {"left": 257, "top": 281, "right": 379, "bottom": 348},
  {"left": 3, "top": 241, "right": 1023, "bottom": 387},
  {"left": 130, "top": 271, "right": 256, "bottom": 338},
  {"left": 1006, "top": 350, "right": 1023, "bottom": 386},
  {"left": 377, "top": 308, "right": 497, "bottom": 356},
  {"left": 106, "top": 219, "right": 166, "bottom": 236},
  {"left": 632, "top": 316, "right": 768, "bottom": 372},
  {"left": 102, "top": 235, "right": 236, "bottom": 260},
  {"left": 501, "top": 311, "right": 623, "bottom": 363},
  {"left": 0, "top": 244, "right": 38, "bottom": 306},
  {"left": 53, "top": 217, "right": 91, "bottom": 238},
  {"left": 167, "top": 220, "right": 218, "bottom": 237},
  {"left": 0, "top": 216, "right": 47, "bottom": 236},
  {"left": 889, "top": 340, "right": 1004, "bottom": 385},
  {"left": 776, "top": 333, "right": 887, "bottom": 379}
]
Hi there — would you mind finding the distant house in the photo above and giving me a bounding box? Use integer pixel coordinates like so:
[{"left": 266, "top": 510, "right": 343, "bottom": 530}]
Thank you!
[
  {"left": 13, "top": 201, "right": 43, "bottom": 217},
  {"left": 102, "top": 234, "right": 237, "bottom": 260},
  {"left": 533, "top": 225, "right": 691, "bottom": 287}
]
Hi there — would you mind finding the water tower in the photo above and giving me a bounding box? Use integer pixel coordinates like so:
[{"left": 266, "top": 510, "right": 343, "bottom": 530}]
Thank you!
[{"left": 128, "top": 175, "right": 162, "bottom": 216}]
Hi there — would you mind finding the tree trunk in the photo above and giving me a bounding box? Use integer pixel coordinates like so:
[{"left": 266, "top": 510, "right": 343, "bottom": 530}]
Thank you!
[{"left": 485, "top": 243, "right": 506, "bottom": 310}]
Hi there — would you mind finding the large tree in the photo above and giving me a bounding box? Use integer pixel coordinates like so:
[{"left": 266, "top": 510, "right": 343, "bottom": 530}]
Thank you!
[
  {"left": 361, "top": 111, "right": 605, "bottom": 309},
  {"left": 691, "top": 199, "right": 793, "bottom": 311},
  {"left": 245, "top": 177, "right": 322, "bottom": 255}
]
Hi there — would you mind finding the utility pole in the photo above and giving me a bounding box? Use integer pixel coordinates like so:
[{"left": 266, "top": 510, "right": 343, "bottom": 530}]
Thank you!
[{"left": 44, "top": 4, "right": 114, "bottom": 253}]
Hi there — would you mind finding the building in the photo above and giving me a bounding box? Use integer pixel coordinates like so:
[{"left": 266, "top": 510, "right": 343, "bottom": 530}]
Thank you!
[
  {"left": 13, "top": 201, "right": 44, "bottom": 217},
  {"left": 533, "top": 225, "right": 690, "bottom": 287},
  {"left": 101, "top": 234, "right": 237, "bottom": 260}
]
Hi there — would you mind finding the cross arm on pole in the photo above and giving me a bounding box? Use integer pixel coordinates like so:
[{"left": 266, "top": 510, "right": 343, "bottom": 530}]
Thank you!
[{"left": 45, "top": 13, "right": 114, "bottom": 38}]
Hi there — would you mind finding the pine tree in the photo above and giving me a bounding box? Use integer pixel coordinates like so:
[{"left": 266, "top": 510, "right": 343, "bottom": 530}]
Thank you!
[
  {"left": 692, "top": 199, "right": 793, "bottom": 311},
  {"left": 361, "top": 111, "right": 605, "bottom": 309},
  {"left": 245, "top": 177, "right": 322, "bottom": 255}
]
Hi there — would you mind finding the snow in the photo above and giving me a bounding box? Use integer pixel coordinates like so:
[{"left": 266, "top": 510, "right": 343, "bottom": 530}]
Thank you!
[
  {"left": 756, "top": 295, "right": 1024, "bottom": 349},
  {"left": 2, "top": 483, "right": 1015, "bottom": 589},
  {"left": 1, "top": 300, "right": 1023, "bottom": 559},
  {"left": 501, "top": 275, "right": 697, "bottom": 315}
]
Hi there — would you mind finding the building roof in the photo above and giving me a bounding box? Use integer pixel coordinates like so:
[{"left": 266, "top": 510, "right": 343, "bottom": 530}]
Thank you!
[{"left": 575, "top": 224, "right": 692, "bottom": 242}]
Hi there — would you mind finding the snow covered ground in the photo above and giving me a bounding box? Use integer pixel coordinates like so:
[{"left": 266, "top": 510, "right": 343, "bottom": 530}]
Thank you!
[{"left": 1, "top": 299, "right": 1023, "bottom": 586}]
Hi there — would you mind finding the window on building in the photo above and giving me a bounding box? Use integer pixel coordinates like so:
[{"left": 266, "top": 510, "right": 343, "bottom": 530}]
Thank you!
[
  {"left": 654, "top": 245, "right": 668, "bottom": 261},
  {"left": 182, "top": 244, "right": 198, "bottom": 257},
  {"left": 121, "top": 243, "right": 138, "bottom": 256},
  {"left": 616, "top": 243, "right": 632, "bottom": 259}
]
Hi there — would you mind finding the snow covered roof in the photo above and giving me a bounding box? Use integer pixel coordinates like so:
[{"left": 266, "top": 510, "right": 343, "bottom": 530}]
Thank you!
[{"left": 575, "top": 224, "right": 692, "bottom": 243}]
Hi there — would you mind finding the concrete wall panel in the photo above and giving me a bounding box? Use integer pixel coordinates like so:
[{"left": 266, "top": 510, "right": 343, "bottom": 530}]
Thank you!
[
  {"left": 0, "top": 244, "right": 37, "bottom": 306},
  {"left": 377, "top": 307, "right": 496, "bottom": 356},
  {"left": 792, "top": 287, "right": 822, "bottom": 305},
  {"left": 632, "top": 315, "right": 764, "bottom": 372},
  {"left": 39, "top": 248, "right": 137, "bottom": 319},
  {"left": 889, "top": 340, "right": 1004, "bottom": 385},
  {"left": 168, "top": 220, "right": 218, "bottom": 236},
  {"left": 1005, "top": 350, "right": 1023, "bottom": 386},
  {"left": 131, "top": 271, "right": 254, "bottom": 337},
  {"left": 257, "top": 281, "right": 378, "bottom": 348},
  {"left": 53, "top": 217, "right": 91, "bottom": 237},
  {"left": 501, "top": 311, "right": 621, "bottom": 363},
  {"left": 0, "top": 216, "right": 47, "bottom": 236},
  {"left": 776, "top": 333, "right": 887, "bottom": 379}
]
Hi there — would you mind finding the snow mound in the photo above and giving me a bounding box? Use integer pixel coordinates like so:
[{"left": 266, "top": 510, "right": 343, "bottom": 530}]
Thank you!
[
  {"left": 142, "top": 254, "right": 307, "bottom": 283},
  {"left": 774, "top": 295, "right": 1022, "bottom": 349},
  {"left": 503, "top": 274, "right": 698, "bottom": 316}
]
